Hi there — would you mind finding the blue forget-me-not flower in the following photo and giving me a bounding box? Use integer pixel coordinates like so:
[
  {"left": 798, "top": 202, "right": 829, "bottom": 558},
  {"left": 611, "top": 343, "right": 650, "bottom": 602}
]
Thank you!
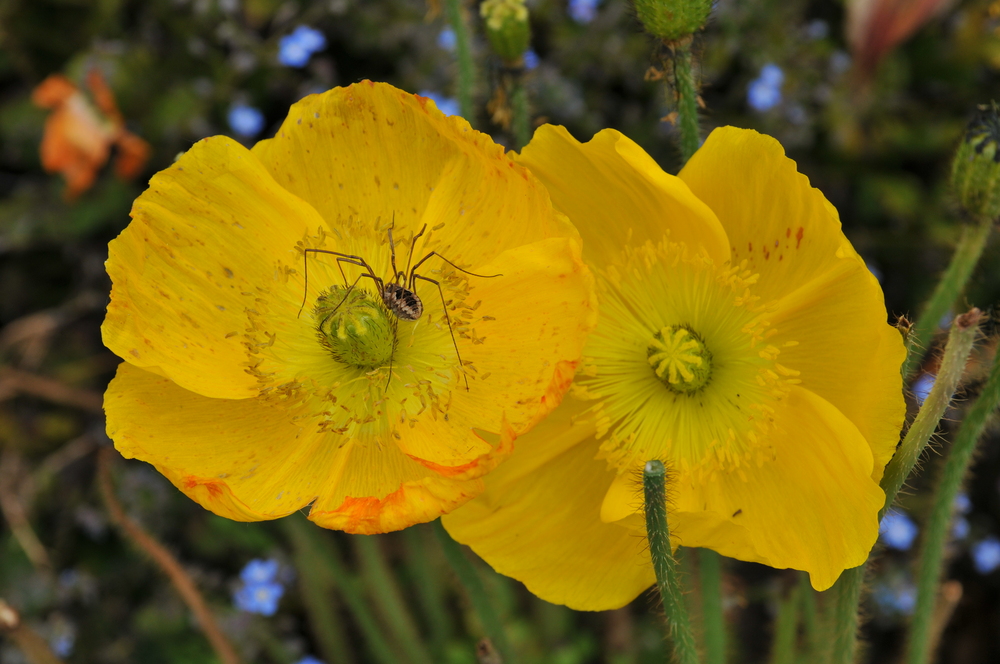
[
  {"left": 880, "top": 510, "right": 919, "bottom": 551},
  {"left": 569, "top": 0, "right": 600, "bottom": 24},
  {"left": 228, "top": 104, "right": 265, "bottom": 138},
  {"left": 747, "top": 63, "right": 784, "bottom": 112},
  {"left": 438, "top": 28, "right": 456, "bottom": 51},
  {"left": 972, "top": 537, "right": 1000, "bottom": 574},
  {"left": 524, "top": 49, "right": 539, "bottom": 70},
  {"left": 278, "top": 25, "right": 327, "bottom": 68},
  {"left": 234, "top": 558, "right": 285, "bottom": 616},
  {"left": 912, "top": 373, "right": 935, "bottom": 406}
]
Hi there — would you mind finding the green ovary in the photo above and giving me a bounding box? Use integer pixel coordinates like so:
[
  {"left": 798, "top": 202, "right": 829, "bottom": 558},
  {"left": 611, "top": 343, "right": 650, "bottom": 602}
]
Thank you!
[{"left": 315, "top": 286, "right": 396, "bottom": 369}]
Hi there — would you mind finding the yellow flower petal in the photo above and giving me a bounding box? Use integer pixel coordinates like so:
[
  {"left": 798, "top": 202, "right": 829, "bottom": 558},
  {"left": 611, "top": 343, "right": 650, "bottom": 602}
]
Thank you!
[
  {"left": 252, "top": 82, "right": 579, "bottom": 268},
  {"left": 103, "top": 136, "right": 326, "bottom": 399},
  {"left": 443, "top": 396, "right": 655, "bottom": 611},
  {"left": 768, "top": 259, "right": 905, "bottom": 480},
  {"left": 515, "top": 125, "right": 730, "bottom": 265},
  {"left": 671, "top": 386, "right": 884, "bottom": 591},
  {"left": 679, "top": 127, "right": 864, "bottom": 303},
  {"left": 107, "top": 362, "right": 484, "bottom": 533}
]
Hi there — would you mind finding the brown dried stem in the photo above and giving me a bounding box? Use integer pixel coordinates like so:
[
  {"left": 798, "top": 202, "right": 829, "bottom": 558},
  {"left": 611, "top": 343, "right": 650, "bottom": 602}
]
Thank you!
[
  {"left": 0, "top": 450, "right": 52, "bottom": 573},
  {"left": 97, "top": 447, "right": 242, "bottom": 664},
  {"left": 0, "top": 598, "right": 65, "bottom": 664},
  {"left": 0, "top": 366, "right": 103, "bottom": 412}
]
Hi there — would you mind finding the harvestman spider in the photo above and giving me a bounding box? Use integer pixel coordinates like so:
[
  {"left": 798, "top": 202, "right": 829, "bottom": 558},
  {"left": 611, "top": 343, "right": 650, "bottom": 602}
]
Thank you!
[{"left": 297, "top": 222, "right": 502, "bottom": 390}]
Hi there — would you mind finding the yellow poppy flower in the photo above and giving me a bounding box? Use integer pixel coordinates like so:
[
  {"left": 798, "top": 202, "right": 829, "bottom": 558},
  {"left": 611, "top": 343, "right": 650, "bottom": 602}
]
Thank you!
[
  {"left": 442, "top": 126, "right": 906, "bottom": 609},
  {"left": 102, "top": 82, "right": 596, "bottom": 534}
]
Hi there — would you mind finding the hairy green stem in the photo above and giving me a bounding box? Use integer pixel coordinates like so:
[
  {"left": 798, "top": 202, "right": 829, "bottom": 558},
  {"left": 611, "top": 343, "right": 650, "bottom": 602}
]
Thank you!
[
  {"left": 403, "top": 525, "right": 451, "bottom": 659},
  {"left": 443, "top": 0, "right": 476, "bottom": 122},
  {"left": 902, "top": 221, "right": 992, "bottom": 379},
  {"left": 829, "top": 309, "right": 982, "bottom": 664},
  {"left": 281, "top": 517, "right": 397, "bottom": 664},
  {"left": 798, "top": 573, "right": 821, "bottom": 662},
  {"left": 281, "top": 518, "right": 355, "bottom": 664},
  {"left": 906, "top": 340, "right": 1000, "bottom": 664},
  {"left": 434, "top": 520, "right": 514, "bottom": 663},
  {"left": 669, "top": 38, "right": 700, "bottom": 165},
  {"left": 644, "top": 460, "right": 699, "bottom": 664},
  {"left": 510, "top": 77, "right": 530, "bottom": 150},
  {"left": 698, "top": 549, "right": 726, "bottom": 664},
  {"left": 882, "top": 309, "right": 982, "bottom": 516},
  {"left": 769, "top": 584, "right": 800, "bottom": 664},
  {"left": 354, "top": 535, "right": 434, "bottom": 664}
]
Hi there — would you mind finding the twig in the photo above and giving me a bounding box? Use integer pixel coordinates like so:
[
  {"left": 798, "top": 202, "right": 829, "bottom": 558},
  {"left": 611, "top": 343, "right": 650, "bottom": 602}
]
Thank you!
[
  {"left": 0, "top": 450, "right": 52, "bottom": 573},
  {"left": 97, "top": 447, "right": 242, "bottom": 664},
  {"left": 0, "top": 598, "right": 65, "bottom": 664},
  {"left": 0, "top": 366, "right": 103, "bottom": 412}
]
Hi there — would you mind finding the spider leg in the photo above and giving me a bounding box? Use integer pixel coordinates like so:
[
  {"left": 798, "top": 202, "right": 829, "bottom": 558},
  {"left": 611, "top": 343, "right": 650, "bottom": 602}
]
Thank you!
[
  {"left": 388, "top": 217, "right": 401, "bottom": 285},
  {"left": 413, "top": 273, "right": 469, "bottom": 391},
  {"left": 404, "top": 223, "right": 428, "bottom": 278},
  {"left": 317, "top": 270, "right": 383, "bottom": 330},
  {"left": 298, "top": 249, "right": 382, "bottom": 318},
  {"left": 383, "top": 317, "right": 399, "bottom": 392},
  {"left": 408, "top": 251, "right": 503, "bottom": 286}
]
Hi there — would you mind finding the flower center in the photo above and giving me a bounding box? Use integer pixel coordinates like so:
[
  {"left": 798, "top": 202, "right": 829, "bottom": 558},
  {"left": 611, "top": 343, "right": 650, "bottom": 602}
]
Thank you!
[
  {"left": 314, "top": 286, "right": 396, "bottom": 369},
  {"left": 646, "top": 325, "right": 712, "bottom": 393}
]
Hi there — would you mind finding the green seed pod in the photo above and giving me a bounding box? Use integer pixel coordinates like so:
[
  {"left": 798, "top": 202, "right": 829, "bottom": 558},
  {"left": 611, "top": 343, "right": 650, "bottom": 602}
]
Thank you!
[
  {"left": 952, "top": 102, "right": 1000, "bottom": 222},
  {"left": 481, "top": 0, "right": 530, "bottom": 65},
  {"left": 315, "top": 286, "right": 395, "bottom": 369},
  {"left": 632, "top": 0, "right": 711, "bottom": 42}
]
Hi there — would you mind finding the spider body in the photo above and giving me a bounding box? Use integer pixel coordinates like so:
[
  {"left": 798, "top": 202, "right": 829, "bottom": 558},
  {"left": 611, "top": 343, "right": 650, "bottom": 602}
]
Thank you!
[
  {"left": 298, "top": 221, "right": 501, "bottom": 390},
  {"left": 381, "top": 283, "right": 423, "bottom": 321}
]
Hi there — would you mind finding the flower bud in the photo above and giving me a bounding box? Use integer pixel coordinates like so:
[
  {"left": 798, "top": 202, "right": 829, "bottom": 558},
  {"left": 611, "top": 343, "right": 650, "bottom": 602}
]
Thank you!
[
  {"left": 632, "top": 0, "right": 711, "bottom": 42},
  {"left": 481, "top": 0, "right": 530, "bottom": 65},
  {"left": 952, "top": 102, "right": 1000, "bottom": 221}
]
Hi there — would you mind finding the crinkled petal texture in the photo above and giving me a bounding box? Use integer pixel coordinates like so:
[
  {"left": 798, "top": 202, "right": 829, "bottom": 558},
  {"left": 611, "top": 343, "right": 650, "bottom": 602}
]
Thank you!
[
  {"left": 103, "top": 82, "right": 596, "bottom": 534},
  {"left": 444, "top": 126, "right": 905, "bottom": 609}
]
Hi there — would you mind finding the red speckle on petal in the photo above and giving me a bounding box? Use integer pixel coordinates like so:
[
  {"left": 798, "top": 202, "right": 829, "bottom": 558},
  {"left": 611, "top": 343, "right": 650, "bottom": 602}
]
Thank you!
[
  {"left": 786, "top": 228, "right": 791, "bottom": 238},
  {"left": 796, "top": 227, "right": 804, "bottom": 248},
  {"left": 748, "top": 242, "right": 753, "bottom": 252}
]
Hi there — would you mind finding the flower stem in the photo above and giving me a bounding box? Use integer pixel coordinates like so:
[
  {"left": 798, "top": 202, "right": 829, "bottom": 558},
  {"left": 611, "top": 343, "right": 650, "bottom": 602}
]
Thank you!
[
  {"left": 668, "top": 37, "right": 701, "bottom": 165},
  {"left": 698, "top": 549, "right": 726, "bottom": 664},
  {"left": 828, "top": 308, "right": 983, "bottom": 664},
  {"left": 901, "top": 220, "right": 992, "bottom": 379},
  {"left": 798, "top": 573, "right": 821, "bottom": 660},
  {"left": 644, "top": 460, "right": 699, "bottom": 664},
  {"left": 882, "top": 308, "right": 982, "bottom": 515},
  {"left": 511, "top": 76, "right": 531, "bottom": 150},
  {"left": 353, "top": 535, "right": 434, "bottom": 664},
  {"left": 96, "top": 448, "right": 241, "bottom": 664},
  {"left": 434, "top": 519, "right": 514, "bottom": 663},
  {"left": 829, "top": 565, "right": 865, "bottom": 664},
  {"left": 443, "top": 0, "right": 476, "bottom": 122},
  {"left": 769, "top": 583, "right": 801, "bottom": 664},
  {"left": 282, "top": 519, "right": 398, "bottom": 664},
  {"left": 403, "top": 525, "right": 451, "bottom": 659},
  {"left": 906, "top": 339, "right": 1000, "bottom": 664},
  {"left": 280, "top": 516, "right": 356, "bottom": 664}
]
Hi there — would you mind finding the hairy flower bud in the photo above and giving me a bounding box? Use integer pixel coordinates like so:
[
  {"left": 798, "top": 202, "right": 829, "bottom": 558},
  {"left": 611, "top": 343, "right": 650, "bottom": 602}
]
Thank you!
[
  {"left": 632, "top": 0, "right": 711, "bottom": 42},
  {"left": 952, "top": 102, "right": 1000, "bottom": 221},
  {"left": 481, "top": 0, "right": 530, "bottom": 65}
]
